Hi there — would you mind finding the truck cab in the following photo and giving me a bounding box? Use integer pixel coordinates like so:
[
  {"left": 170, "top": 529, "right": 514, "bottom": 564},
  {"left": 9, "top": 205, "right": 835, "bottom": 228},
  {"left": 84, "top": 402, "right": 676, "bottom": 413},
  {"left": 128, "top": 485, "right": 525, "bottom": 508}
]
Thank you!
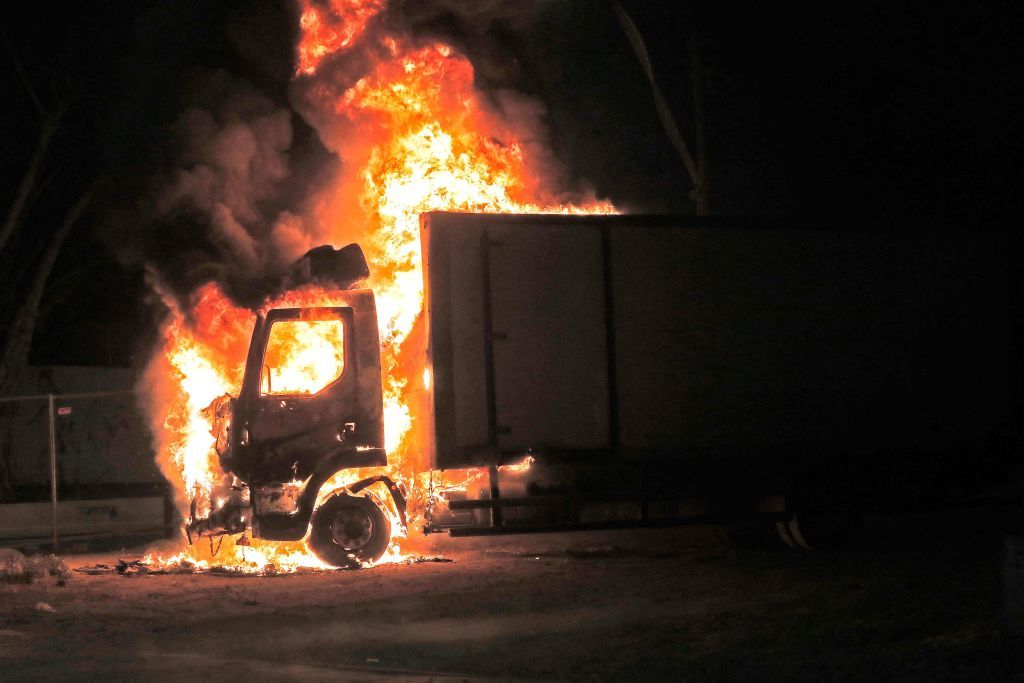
[{"left": 188, "top": 247, "right": 405, "bottom": 567}]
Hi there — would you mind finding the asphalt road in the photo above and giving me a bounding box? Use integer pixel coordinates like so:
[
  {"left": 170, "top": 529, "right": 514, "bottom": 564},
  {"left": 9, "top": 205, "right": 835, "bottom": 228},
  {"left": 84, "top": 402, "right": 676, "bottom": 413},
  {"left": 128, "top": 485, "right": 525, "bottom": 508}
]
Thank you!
[{"left": 1, "top": 517, "right": 1022, "bottom": 681}]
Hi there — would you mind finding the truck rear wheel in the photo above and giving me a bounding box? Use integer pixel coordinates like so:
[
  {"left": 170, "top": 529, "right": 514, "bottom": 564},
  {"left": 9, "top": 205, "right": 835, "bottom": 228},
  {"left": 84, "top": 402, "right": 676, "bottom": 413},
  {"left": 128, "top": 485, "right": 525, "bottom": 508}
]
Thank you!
[
  {"left": 781, "top": 508, "right": 861, "bottom": 551},
  {"left": 309, "top": 492, "right": 391, "bottom": 567}
]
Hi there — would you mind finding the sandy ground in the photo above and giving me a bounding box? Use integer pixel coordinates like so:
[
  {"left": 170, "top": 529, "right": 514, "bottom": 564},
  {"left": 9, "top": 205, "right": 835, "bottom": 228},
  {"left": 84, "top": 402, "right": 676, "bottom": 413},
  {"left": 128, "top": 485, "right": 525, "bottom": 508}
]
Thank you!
[{"left": 1, "top": 514, "right": 1022, "bottom": 681}]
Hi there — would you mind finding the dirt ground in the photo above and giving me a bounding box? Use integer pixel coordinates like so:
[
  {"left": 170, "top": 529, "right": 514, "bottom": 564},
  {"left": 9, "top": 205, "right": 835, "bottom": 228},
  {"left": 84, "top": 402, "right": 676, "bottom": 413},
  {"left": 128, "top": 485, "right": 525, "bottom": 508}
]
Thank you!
[{"left": 2, "top": 513, "right": 1022, "bottom": 681}]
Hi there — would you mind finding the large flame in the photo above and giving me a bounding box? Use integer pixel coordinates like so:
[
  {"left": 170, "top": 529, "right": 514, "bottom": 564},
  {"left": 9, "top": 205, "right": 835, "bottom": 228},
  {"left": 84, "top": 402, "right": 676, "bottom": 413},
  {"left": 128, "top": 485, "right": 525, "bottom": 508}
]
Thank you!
[
  {"left": 296, "top": 0, "right": 385, "bottom": 77},
  {"left": 144, "top": 0, "right": 614, "bottom": 571}
]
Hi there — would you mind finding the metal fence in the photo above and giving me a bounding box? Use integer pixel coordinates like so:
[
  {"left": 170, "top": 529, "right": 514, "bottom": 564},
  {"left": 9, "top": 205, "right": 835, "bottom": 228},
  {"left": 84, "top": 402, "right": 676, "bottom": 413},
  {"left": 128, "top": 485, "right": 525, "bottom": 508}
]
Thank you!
[{"left": 0, "top": 386, "right": 168, "bottom": 550}]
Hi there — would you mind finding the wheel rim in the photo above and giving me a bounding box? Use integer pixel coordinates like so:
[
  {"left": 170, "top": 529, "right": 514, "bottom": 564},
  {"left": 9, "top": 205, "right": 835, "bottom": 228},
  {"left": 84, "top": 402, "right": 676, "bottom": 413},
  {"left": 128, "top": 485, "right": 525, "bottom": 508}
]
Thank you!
[{"left": 330, "top": 505, "right": 374, "bottom": 550}]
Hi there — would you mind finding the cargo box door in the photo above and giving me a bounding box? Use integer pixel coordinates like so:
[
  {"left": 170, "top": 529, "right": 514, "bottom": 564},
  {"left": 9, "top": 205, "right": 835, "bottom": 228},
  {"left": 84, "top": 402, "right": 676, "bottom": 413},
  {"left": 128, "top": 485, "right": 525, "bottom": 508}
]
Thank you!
[{"left": 486, "top": 224, "right": 610, "bottom": 452}]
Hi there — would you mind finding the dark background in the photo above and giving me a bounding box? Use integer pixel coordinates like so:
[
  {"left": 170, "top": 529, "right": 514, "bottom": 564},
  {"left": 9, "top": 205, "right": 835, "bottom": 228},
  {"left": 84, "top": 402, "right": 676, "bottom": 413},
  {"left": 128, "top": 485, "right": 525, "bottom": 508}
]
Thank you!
[{"left": 1, "top": 0, "right": 1021, "bottom": 368}]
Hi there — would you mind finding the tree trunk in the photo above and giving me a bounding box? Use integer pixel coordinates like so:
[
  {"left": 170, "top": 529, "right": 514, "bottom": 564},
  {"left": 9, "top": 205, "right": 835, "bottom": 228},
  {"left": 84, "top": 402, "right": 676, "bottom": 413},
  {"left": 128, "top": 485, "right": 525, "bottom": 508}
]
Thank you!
[
  {"left": 0, "top": 182, "right": 97, "bottom": 500},
  {"left": 689, "top": 32, "right": 711, "bottom": 216}
]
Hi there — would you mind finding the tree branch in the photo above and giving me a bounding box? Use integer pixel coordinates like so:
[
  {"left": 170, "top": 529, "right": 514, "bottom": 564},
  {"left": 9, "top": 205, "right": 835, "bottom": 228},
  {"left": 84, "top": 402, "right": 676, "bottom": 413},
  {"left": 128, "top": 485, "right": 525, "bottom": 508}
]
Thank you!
[
  {"left": 2, "top": 30, "right": 50, "bottom": 119},
  {"left": 0, "top": 118, "right": 58, "bottom": 254},
  {"left": 0, "top": 178, "right": 101, "bottom": 390},
  {"left": 612, "top": 2, "right": 699, "bottom": 189}
]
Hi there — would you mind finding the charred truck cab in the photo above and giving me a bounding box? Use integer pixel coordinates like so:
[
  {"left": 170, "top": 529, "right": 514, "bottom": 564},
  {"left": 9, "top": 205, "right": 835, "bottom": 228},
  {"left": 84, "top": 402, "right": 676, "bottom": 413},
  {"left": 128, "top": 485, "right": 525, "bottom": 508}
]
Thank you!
[{"left": 187, "top": 245, "right": 406, "bottom": 567}]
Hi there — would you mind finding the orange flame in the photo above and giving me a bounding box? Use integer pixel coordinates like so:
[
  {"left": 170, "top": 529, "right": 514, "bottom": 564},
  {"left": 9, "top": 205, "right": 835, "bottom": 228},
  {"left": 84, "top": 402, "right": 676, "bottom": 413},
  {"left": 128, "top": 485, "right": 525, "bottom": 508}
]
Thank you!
[
  {"left": 263, "top": 317, "right": 346, "bottom": 395},
  {"left": 296, "top": 0, "right": 385, "bottom": 76},
  {"left": 144, "top": 0, "right": 614, "bottom": 571}
]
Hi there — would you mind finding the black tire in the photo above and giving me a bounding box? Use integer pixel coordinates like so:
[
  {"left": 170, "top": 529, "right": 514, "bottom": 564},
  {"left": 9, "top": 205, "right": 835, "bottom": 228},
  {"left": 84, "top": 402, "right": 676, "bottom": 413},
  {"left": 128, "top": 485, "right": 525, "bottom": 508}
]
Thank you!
[
  {"left": 783, "top": 507, "right": 861, "bottom": 551},
  {"left": 309, "top": 492, "right": 391, "bottom": 567},
  {"left": 724, "top": 521, "right": 797, "bottom": 551}
]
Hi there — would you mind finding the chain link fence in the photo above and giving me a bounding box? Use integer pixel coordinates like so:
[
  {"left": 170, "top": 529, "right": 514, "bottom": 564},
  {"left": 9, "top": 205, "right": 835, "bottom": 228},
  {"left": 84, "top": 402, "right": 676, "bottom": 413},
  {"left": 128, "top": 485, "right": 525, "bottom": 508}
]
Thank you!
[{"left": 0, "top": 368, "right": 170, "bottom": 551}]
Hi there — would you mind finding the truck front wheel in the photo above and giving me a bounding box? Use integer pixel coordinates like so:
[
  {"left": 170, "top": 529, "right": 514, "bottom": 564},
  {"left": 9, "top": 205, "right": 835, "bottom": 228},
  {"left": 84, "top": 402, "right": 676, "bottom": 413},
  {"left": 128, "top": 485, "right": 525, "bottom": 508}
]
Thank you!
[{"left": 309, "top": 492, "right": 391, "bottom": 567}]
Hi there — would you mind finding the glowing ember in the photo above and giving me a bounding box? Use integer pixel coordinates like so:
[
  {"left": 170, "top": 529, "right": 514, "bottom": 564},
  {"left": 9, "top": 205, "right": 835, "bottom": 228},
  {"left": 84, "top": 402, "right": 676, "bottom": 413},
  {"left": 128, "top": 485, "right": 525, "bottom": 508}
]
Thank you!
[
  {"left": 143, "top": 0, "right": 614, "bottom": 571},
  {"left": 499, "top": 456, "right": 536, "bottom": 475}
]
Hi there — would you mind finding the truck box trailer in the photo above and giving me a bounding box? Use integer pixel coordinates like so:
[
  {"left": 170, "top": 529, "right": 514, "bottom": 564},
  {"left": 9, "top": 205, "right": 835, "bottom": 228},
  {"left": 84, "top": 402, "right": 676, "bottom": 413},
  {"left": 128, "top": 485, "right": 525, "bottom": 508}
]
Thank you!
[
  {"left": 192, "top": 212, "right": 1022, "bottom": 563},
  {"left": 419, "top": 213, "right": 1021, "bottom": 539}
]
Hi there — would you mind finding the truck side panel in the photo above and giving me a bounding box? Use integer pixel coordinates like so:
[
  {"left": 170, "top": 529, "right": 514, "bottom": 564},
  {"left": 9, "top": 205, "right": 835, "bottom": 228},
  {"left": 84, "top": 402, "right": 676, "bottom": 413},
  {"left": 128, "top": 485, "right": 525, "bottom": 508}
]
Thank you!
[
  {"left": 609, "top": 225, "right": 892, "bottom": 454},
  {"left": 421, "top": 213, "right": 1019, "bottom": 501}
]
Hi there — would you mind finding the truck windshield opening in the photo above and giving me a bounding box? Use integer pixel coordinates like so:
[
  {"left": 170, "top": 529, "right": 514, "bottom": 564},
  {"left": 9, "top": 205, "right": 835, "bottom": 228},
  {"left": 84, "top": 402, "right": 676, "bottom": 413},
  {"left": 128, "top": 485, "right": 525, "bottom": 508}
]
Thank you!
[{"left": 261, "top": 318, "right": 345, "bottom": 396}]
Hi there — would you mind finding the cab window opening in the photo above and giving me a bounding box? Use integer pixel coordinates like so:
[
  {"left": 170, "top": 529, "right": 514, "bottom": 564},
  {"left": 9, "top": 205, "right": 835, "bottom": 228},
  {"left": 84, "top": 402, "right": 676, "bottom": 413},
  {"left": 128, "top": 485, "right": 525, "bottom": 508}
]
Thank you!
[{"left": 260, "top": 318, "right": 346, "bottom": 396}]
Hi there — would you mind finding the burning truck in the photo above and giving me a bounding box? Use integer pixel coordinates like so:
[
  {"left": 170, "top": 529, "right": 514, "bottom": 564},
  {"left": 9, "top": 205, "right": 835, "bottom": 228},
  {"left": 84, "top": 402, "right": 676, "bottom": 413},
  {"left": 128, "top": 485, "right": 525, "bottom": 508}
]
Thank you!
[
  {"left": 148, "top": 1, "right": 1019, "bottom": 571},
  {"left": 186, "top": 244, "right": 407, "bottom": 567},
  {"left": 183, "top": 212, "right": 1020, "bottom": 566}
]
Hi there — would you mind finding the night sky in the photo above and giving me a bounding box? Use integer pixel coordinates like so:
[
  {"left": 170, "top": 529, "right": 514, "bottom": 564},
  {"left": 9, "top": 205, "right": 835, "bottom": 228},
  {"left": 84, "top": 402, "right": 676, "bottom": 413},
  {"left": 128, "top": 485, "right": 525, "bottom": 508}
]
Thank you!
[{"left": 1, "top": 0, "right": 1021, "bottom": 369}]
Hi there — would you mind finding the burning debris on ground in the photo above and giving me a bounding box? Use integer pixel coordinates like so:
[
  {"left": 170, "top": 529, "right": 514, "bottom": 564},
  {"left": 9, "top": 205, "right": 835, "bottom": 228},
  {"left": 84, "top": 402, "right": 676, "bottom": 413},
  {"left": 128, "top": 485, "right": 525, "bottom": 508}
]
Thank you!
[{"left": 72, "top": 553, "right": 452, "bottom": 577}]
